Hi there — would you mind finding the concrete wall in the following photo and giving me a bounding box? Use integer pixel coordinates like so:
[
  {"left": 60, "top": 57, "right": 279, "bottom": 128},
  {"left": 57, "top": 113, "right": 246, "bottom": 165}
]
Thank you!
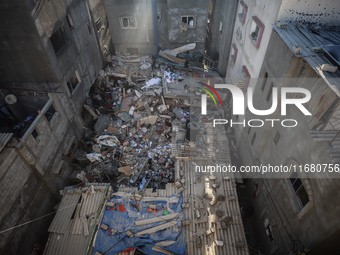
[
  {"left": 0, "top": 0, "right": 58, "bottom": 84},
  {"left": 32, "top": 0, "right": 102, "bottom": 111},
  {"left": 234, "top": 31, "right": 340, "bottom": 253},
  {"left": 225, "top": 0, "right": 282, "bottom": 84},
  {"left": 0, "top": 93, "right": 81, "bottom": 254},
  {"left": 277, "top": 0, "right": 340, "bottom": 25},
  {"left": 105, "top": 0, "right": 155, "bottom": 55},
  {"left": 242, "top": 177, "right": 340, "bottom": 254},
  {"left": 88, "top": 0, "right": 114, "bottom": 61},
  {"left": 206, "top": 0, "right": 239, "bottom": 77},
  {"left": 163, "top": 0, "right": 209, "bottom": 54},
  {"left": 105, "top": 0, "right": 209, "bottom": 56}
]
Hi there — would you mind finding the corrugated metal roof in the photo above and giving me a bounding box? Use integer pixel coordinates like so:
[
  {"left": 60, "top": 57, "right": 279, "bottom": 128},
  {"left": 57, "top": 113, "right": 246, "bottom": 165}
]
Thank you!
[
  {"left": 0, "top": 133, "right": 14, "bottom": 153},
  {"left": 273, "top": 23, "right": 340, "bottom": 97},
  {"left": 44, "top": 185, "right": 109, "bottom": 255},
  {"left": 48, "top": 190, "right": 81, "bottom": 234}
]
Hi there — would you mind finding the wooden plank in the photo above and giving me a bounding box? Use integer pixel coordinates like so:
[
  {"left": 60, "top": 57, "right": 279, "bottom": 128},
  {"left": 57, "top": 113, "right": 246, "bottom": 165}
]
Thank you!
[
  {"left": 135, "top": 221, "right": 176, "bottom": 236},
  {"left": 135, "top": 213, "right": 180, "bottom": 226},
  {"left": 152, "top": 246, "right": 174, "bottom": 255},
  {"left": 154, "top": 241, "right": 176, "bottom": 247}
]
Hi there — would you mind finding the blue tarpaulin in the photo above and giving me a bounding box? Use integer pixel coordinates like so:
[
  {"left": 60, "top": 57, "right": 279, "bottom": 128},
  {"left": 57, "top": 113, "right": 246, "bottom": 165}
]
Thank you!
[{"left": 93, "top": 193, "right": 185, "bottom": 255}]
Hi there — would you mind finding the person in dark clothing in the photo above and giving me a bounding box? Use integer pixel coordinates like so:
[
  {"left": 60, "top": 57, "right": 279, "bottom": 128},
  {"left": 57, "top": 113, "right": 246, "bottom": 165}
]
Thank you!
[
  {"left": 184, "top": 58, "right": 189, "bottom": 76},
  {"left": 151, "top": 54, "right": 156, "bottom": 69},
  {"left": 184, "top": 58, "right": 189, "bottom": 68}
]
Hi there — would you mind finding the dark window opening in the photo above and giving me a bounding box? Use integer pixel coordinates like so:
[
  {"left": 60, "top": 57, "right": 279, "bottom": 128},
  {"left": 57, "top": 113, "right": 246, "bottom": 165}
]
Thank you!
[
  {"left": 181, "top": 15, "right": 195, "bottom": 28},
  {"left": 32, "top": 129, "right": 39, "bottom": 140},
  {"left": 95, "top": 18, "right": 102, "bottom": 32},
  {"left": 261, "top": 72, "right": 268, "bottom": 91},
  {"left": 273, "top": 131, "right": 280, "bottom": 145},
  {"left": 67, "top": 71, "right": 80, "bottom": 94},
  {"left": 251, "top": 132, "right": 256, "bottom": 145},
  {"left": 290, "top": 172, "right": 309, "bottom": 207},
  {"left": 67, "top": 14, "right": 74, "bottom": 28},
  {"left": 249, "top": 16, "right": 265, "bottom": 48},
  {"left": 127, "top": 48, "right": 139, "bottom": 55},
  {"left": 238, "top": 1, "right": 248, "bottom": 23},
  {"left": 45, "top": 104, "right": 56, "bottom": 122},
  {"left": 264, "top": 219, "right": 274, "bottom": 242},
  {"left": 50, "top": 27, "right": 67, "bottom": 55},
  {"left": 231, "top": 44, "right": 238, "bottom": 63},
  {"left": 120, "top": 16, "right": 136, "bottom": 29}
]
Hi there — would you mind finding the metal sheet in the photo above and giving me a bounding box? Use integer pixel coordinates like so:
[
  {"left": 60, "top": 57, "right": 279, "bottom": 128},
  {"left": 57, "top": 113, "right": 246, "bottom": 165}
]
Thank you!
[{"left": 322, "top": 45, "right": 340, "bottom": 66}]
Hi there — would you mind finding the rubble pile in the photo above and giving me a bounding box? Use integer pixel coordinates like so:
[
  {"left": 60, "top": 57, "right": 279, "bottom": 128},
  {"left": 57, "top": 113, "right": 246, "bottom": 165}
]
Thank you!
[{"left": 73, "top": 53, "right": 192, "bottom": 192}]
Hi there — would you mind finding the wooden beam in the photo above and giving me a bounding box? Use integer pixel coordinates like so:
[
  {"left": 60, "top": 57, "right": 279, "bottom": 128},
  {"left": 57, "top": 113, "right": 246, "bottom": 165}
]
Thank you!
[
  {"left": 135, "top": 213, "right": 179, "bottom": 226},
  {"left": 152, "top": 246, "right": 174, "bottom": 255},
  {"left": 154, "top": 241, "right": 176, "bottom": 247}
]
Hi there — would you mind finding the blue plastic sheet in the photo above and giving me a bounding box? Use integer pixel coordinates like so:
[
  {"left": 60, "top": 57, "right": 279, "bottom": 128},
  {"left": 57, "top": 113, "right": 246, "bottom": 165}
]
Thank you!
[{"left": 93, "top": 193, "right": 185, "bottom": 255}]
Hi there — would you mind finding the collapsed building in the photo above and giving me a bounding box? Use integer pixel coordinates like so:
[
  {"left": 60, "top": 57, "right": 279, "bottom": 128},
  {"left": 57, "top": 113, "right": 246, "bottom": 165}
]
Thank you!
[{"left": 0, "top": 0, "right": 340, "bottom": 254}]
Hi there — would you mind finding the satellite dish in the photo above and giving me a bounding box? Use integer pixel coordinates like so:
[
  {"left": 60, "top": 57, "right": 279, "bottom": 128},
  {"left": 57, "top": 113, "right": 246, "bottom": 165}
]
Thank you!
[{"left": 5, "top": 94, "right": 17, "bottom": 104}]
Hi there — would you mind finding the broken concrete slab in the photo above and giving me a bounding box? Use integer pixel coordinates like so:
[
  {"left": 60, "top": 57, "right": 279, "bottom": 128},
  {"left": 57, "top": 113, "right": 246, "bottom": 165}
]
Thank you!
[
  {"left": 118, "top": 166, "right": 132, "bottom": 176},
  {"left": 94, "top": 115, "right": 111, "bottom": 134},
  {"left": 140, "top": 115, "right": 158, "bottom": 125}
]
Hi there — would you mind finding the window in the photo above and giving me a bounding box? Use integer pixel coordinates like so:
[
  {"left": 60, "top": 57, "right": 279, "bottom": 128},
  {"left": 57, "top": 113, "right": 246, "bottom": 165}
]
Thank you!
[
  {"left": 289, "top": 172, "right": 309, "bottom": 209},
  {"left": 238, "top": 1, "right": 248, "bottom": 24},
  {"left": 32, "top": 129, "right": 39, "bottom": 140},
  {"left": 67, "top": 71, "right": 81, "bottom": 94},
  {"left": 273, "top": 131, "right": 280, "bottom": 145},
  {"left": 251, "top": 132, "right": 256, "bottom": 145},
  {"left": 120, "top": 16, "right": 137, "bottom": 29},
  {"left": 231, "top": 43, "right": 238, "bottom": 63},
  {"left": 181, "top": 15, "right": 195, "bottom": 28},
  {"left": 249, "top": 16, "right": 265, "bottom": 48},
  {"left": 50, "top": 27, "right": 68, "bottom": 55},
  {"left": 127, "top": 48, "right": 139, "bottom": 55},
  {"left": 265, "top": 82, "right": 273, "bottom": 102},
  {"left": 242, "top": 65, "right": 251, "bottom": 92},
  {"left": 264, "top": 218, "right": 274, "bottom": 242},
  {"left": 260, "top": 72, "right": 268, "bottom": 91},
  {"left": 95, "top": 18, "right": 102, "bottom": 33},
  {"left": 45, "top": 104, "right": 56, "bottom": 122},
  {"left": 66, "top": 14, "right": 74, "bottom": 28}
]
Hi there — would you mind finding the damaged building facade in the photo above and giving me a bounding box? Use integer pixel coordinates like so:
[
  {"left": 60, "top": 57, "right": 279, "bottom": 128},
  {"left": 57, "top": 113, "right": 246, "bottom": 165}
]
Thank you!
[
  {"left": 225, "top": 0, "right": 340, "bottom": 254},
  {"left": 105, "top": 0, "right": 210, "bottom": 61},
  {"left": 0, "top": 0, "right": 109, "bottom": 253},
  {"left": 0, "top": 0, "right": 340, "bottom": 254}
]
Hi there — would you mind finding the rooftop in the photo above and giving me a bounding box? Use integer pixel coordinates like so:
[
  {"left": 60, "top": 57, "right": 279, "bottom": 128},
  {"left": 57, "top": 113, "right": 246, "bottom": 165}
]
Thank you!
[{"left": 273, "top": 23, "right": 340, "bottom": 96}]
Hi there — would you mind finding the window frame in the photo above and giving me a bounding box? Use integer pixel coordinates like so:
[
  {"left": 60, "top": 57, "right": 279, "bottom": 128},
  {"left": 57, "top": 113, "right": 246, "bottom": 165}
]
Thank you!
[
  {"left": 251, "top": 132, "right": 256, "bottom": 146},
  {"left": 231, "top": 43, "right": 238, "bottom": 63},
  {"left": 264, "top": 218, "right": 274, "bottom": 242},
  {"left": 260, "top": 72, "right": 268, "bottom": 91},
  {"left": 50, "top": 26, "right": 68, "bottom": 56},
  {"left": 67, "top": 70, "right": 81, "bottom": 94},
  {"left": 66, "top": 13, "right": 74, "bottom": 29},
  {"left": 238, "top": 1, "right": 248, "bottom": 24},
  {"left": 249, "top": 16, "right": 265, "bottom": 48},
  {"left": 242, "top": 65, "right": 251, "bottom": 92},
  {"left": 45, "top": 104, "right": 57, "bottom": 123},
  {"left": 289, "top": 173, "right": 309, "bottom": 209},
  {"left": 181, "top": 14, "right": 196, "bottom": 28},
  {"left": 273, "top": 131, "right": 281, "bottom": 146},
  {"left": 119, "top": 16, "right": 137, "bottom": 29}
]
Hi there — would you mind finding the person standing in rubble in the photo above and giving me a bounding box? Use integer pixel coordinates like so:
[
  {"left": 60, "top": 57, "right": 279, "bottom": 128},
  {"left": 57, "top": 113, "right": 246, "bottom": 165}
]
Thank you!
[
  {"left": 185, "top": 58, "right": 189, "bottom": 76},
  {"left": 151, "top": 54, "right": 156, "bottom": 69}
]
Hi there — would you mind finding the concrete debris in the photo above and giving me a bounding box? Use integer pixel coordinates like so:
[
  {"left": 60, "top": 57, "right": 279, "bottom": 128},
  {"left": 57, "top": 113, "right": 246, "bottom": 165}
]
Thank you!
[{"left": 72, "top": 53, "right": 199, "bottom": 192}]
